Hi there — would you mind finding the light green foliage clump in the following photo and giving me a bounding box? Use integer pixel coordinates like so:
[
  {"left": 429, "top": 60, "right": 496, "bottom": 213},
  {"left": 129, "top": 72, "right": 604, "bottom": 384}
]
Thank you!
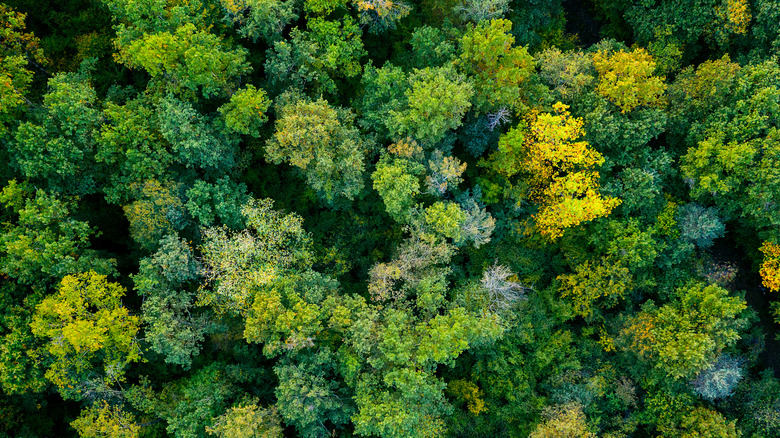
[
  {"left": 71, "top": 401, "right": 140, "bottom": 438},
  {"left": 206, "top": 400, "right": 283, "bottom": 438},
  {"left": 457, "top": 19, "right": 535, "bottom": 113},
  {"left": 372, "top": 154, "right": 424, "bottom": 222},
  {"left": 218, "top": 85, "right": 271, "bottom": 137},
  {"left": 624, "top": 282, "right": 747, "bottom": 380},
  {"left": 267, "top": 96, "right": 369, "bottom": 207},
  {"left": 30, "top": 272, "right": 141, "bottom": 400},
  {"left": 198, "top": 198, "right": 313, "bottom": 316},
  {"left": 389, "top": 66, "right": 473, "bottom": 145},
  {"left": 117, "top": 23, "right": 250, "bottom": 98}
]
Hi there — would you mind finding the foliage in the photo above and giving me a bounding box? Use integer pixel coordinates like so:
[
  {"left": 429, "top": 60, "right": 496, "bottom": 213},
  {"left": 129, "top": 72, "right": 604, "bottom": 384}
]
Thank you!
[
  {"left": 71, "top": 401, "right": 140, "bottom": 438},
  {"left": 372, "top": 154, "right": 424, "bottom": 222},
  {"left": 267, "top": 96, "right": 369, "bottom": 207},
  {"left": 218, "top": 85, "right": 271, "bottom": 138},
  {"left": 623, "top": 282, "right": 747, "bottom": 380},
  {"left": 198, "top": 198, "right": 313, "bottom": 316},
  {"left": 0, "top": 4, "right": 45, "bottom": 136},
  {"left": 389, "top": 66, "right": 474, "bottom": 145},
  {"left": 691, "top": 354, "right": 743, "bottom": 401},
  {"left": 123, "top": 179, "right": 186, "bottom": 250},
  {"left": 264, "top": 17, "right": 365, "bottom": 95},
  {"left": 206, "top": 400, "right": 283, "bottom": 438},
  {"left": 760, "top": 241, "right": 780, "bottom": 292},
  {"left": 592, "top": 47, "right": 666, "bottom": 113},
  {"left": 0, "top": 181, "right": 115, "bottom": 286},
  {"left": 219, "top": 0, "right": 297, "bottom": 43},
  {"left": 30, "top": 272, "right": 141, "bottom": 400},
  {"left": 528, "top": 402, "right": 595, "bottom": 438},
  {"left": 134, "top": 234, "right": 209, "bottom": 368},
  {"left": 676, "top": 203, "right": 725, "bottom": 249},
  {"left": 354, "top": 0, "right": 412, "bottom": 33},
  {"left": 116, "top": 23, "right": 251, "bottom": 98},
  {"left": 457, "top": 19, "right": 535, "bottom": 113}
]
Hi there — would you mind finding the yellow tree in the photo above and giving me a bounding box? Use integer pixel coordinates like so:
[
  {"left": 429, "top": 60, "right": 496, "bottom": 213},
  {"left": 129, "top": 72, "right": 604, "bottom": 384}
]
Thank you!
[
  {"left": 760, "top": 241, "right": 780, "bottom": 292},
  {"left": 518, "top": 103, "right": 620, "bottom": 240},
  {"left": 592, "top": 47, "right": 666, "bottom": 113}
]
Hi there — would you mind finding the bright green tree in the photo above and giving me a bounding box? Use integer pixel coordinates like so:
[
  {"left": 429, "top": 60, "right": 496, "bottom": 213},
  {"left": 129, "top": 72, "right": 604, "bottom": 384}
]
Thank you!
[
  {"left": 457, "top": 19, "right": 534, "bottom": 113},
  {"left": 30, "top": 271, "right": 141, "bottom": 400}
]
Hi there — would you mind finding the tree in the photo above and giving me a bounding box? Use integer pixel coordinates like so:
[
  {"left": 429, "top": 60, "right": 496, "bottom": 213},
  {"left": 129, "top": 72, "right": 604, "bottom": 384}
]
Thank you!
[
  {"left": 592, "top": 47, "right": 666, "bottom": 113},
  {"left": 116, "top": 23, "right": 250, "bottom": 98},
  {"left": 0, "top": 180, "right": 115, "bottom": 286},
  {"left": 759, "top": 241, "right": 780, "bottom": 292},
  {"left": 528, "top": 403, "right": 595, "bottom": 438},
  {"left": 71, "top": 401, "right": 140, "bottom": 438},
  {"left": 96, "top": 96, "right": 174, "bottom": 205},
  {"left": 354, "top": 0, "right": 411, "bottom": 33},
  {"left": 134, "top": 234, "right": 210, "bottom": 368},
  {"left": 198, "top": 198, "right": 313, "bottom": 316},
  {"left": 356, "top": 62, "right": 408, "bottom": 140},
  {"left": 30, "top": 272, "right": 141, "bottom": 400},
  {"left": 206, "top": 400, "right": 283, "bottom": 438},
  {"left": 457, "top": 19, "right": 534, "bottom": 113},
  {"left": 266, "top": 96, "right": 369, "bottom": 207},
  {"left": 454, "top": 0, "right": 511, "bottom": 22},
  {"left": 622, "top": 282, "right": 747, "bottom": 380},
  {"left": 185, "top": 177, "right": 250, "bottom": 229},
  {"left": 658, "top": 406, "right": 740, "bottom": 438},
  {"left": 536, "top": 47, "right": 595, "bottom": 101},
  {"left": 389, "top": 65, "right": 473, "bottom": 145},
  {"left": 485, "top": 102, "right": 619, "bottom": 239},
  {"left": 218, "top": 85, "right": 271, "bottom": 138},
  {"left": 218, "top": 0, "right": 297, "bottom": 43},
  {"left": 123, "top": 179, "right": 186, "bottom": 250},
  {"left": 558, "top": 257, "right": 632, "bottom": 319},
  {"left": 157, "top": 95, "right": 239, "bottom": 172},
  {"left": 691, "top": 354, "right": 743, "bottom": 401},
  {"left": 10, "top": 67, "right": 101, "bottom": 195},
  {"left": 264, "top": 17, "right": 365, "bottom": 95},
  {"left": 676, "top": 203, "right": 726, "bottom": 249},
  {"left": 127, "top": 363, "right": 259, "bottom": 438},
  {"left": 0, "top": 4, "right": 45, "bottom": 136},
  {"left": 274, "top": 351, "right": 353, "bottom": 437},
  {"left": 372, "top": 154, "right": 424, "bottom": 222}
]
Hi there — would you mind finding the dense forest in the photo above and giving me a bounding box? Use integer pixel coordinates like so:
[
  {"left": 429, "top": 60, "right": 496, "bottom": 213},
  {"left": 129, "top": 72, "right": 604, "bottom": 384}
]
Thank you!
[{"left": 2, "top": 0, "right": 780, "bottom": 436}]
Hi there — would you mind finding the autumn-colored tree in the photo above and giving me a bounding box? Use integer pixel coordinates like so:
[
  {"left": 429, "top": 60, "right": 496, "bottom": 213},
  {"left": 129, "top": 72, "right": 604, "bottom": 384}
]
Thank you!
[
  {"left": 485, "top": 102, "right": 619, "bottom": 239},
  {"left": 206, "top": 400, "right": 283, "bottom": 438},
  {"left": 528, "top": 402, "right": 595, "bottom": 438},
  {"left": 592, "top": 47, "right": 666, "bottom": 113},
  {"left": 760, "top": 241, "right": 780, "bottom": 292}
]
